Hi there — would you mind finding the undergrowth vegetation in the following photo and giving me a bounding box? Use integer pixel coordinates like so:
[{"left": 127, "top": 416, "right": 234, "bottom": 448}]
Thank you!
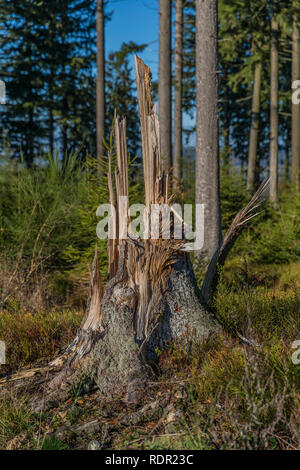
[{"left": 0, "top": 157, "right": 298, "bottom": 450}]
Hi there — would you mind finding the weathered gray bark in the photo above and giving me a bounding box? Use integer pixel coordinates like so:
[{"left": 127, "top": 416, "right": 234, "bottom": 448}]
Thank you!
[
  {"left": 159, "top": 0, "right": 172, "bottom": 173},
  {"left": 247, "top": 60, "right": 262, "bottom": 192},
  {"left": 195, "top": 0, "right": 222, "bottom": 261},
  {"left": 269, "top": 12, "right": 279, "bottom": 205},
  {"left": 173, "top": 0, "right": 183, "bottom": 188},
  {"left": 96, "top": 0, "right": 105, "bottom": 176},
  {"left": 292, "top": 6, "right": 300, "bottom": 190}
]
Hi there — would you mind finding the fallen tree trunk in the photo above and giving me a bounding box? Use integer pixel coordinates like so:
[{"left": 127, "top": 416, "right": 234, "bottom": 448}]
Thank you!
[{"left": 0, "top": 57, "right": 268, "bottom": 410}]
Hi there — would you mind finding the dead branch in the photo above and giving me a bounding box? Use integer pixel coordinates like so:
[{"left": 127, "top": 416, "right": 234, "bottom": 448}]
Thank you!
[{"left": 201, "top": 178, "right": 270, "bottom": 303}]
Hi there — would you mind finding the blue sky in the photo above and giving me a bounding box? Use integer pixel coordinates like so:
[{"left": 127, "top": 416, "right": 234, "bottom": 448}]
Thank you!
[
  {"left": 105, "top": 0, "right": 195, "bottom": 144},
  {"left": 106, "top": 0, "right": 159, "bottom": 79}
]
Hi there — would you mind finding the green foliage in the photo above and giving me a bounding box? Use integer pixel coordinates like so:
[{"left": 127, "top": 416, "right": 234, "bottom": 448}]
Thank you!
[
  {"left": 233, "top": 188, "right": 300, "bottom": 264},
  {"left": 0, "top": 148, "right": 109, "bottom": 305},
  {"left": 0, "top": 152, "right": 85, "bottom": 271},
  {"left": 60, "top": 148, "right": 111, "bottom": 280}
]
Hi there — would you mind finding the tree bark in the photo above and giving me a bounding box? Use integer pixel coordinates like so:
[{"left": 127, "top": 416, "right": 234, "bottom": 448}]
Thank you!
[
  {"left": 247, "top": 60, "right": 262, "bottom": 192},
  {"left": 269, "top": 12, "right": 279, "bottom": 205},
  {"left": 159, "top": 0, "right": 172, "bottom": 173},
  {"left": 1, "top": 57, "right": 266, "bottom": 411},
  {"left": 195, "top": 0, "right": 221, "bottom": 261},
  {"left": 223, "top": 64, "right": 230, "bottom": 172},
  {"left": 48, "top": 22, "right": 55, "bottom": 157},
  {"left": 285, "top": 126, "right": 290, "bottom": 182},
  {"left": 96, "top": 0, "right": 105, "bottom": 177},
  {"left": 13, "top": 56, "right": 220, "bottom": 411},
  {"left": 173, "top": 0, "right": 183, "bottom": 188},
  {"left": 292, "top": 5, "right": 300, "bottom": 190}
]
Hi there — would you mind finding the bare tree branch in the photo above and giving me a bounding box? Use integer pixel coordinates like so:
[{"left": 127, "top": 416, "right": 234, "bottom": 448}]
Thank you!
[{"left": 201, "top": 178, "right": 270, "bottom": 303}]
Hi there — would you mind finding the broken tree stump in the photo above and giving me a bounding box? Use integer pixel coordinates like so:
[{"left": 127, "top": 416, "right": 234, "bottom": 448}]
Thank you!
[{"left": 0, "top": 56, "right": 268, "bottom": 410}]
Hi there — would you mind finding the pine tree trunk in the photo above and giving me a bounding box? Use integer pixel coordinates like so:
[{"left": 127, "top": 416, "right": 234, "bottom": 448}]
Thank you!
[
  {"left": 159, "top": 0, "right": 172, "bottom": 173},
  {"left": 292, "top": 6, "right": 300, "bottom": 190},
  {"left": 96, "top": 0, "right": 105, "bottom": 176},
  {"left": 269, "top": 14, "right": 279, "bottom": 205},
  {"left": 173, "top": 0, "right": 183, "bottom": 188},
  {"left": 49, "top": 23, "right": 55, "bottom": 157},
  {"left": 223, "top": 66, "right": 230, "bottom": 172},
  {"left": 195, "top": 0, "right": 221, "bottom": 261},
  {"left": 61, "top": 9, "right": 68, "bottom": 162},
  {"left": 62, "top": 109, "right": 68, "bottom": 159},
  {"left": 247, "top": 60, "right": 262, "bottom": 192}
]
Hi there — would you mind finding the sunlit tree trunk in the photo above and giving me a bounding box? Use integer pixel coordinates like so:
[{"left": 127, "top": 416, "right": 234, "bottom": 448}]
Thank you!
[
  {"left": 159, "top": 0, "right": 172, "bottom": 173},
  {"left": 195, "top": 0, "right": 221, "bottom": 261},
  {"left": 96, "top": 0, "right": 105, "bottom": 176},
  {"left": 223, "top": 66, "right": 230, "bottom": 173},
  {"left": 285, "top": 127, "right": 291, "bottom": 182},
  {"left": 247, "top": 60, "right": 262, "bottom": 192},
  {"left": 292, "top": 5, "right": 300, "bottom": 189},
  {"left": 173, "top": 0, "right": 183, "bottom": 188}
]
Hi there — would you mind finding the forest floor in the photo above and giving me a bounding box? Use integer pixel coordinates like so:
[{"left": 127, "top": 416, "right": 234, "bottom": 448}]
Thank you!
[{"left": 0, "top": 258, "right": 299, "bottom": 450}]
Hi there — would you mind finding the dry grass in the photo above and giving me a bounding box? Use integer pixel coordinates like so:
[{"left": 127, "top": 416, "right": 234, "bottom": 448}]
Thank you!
[{"left": 0, "top": 260, "right": 298, "bottom": 450}]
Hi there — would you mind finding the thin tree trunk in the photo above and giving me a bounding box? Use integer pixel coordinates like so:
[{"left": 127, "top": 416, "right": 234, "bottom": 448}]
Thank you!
[
  {"left": 269, "top": 12, "right": 279, "bottom": 205},
  {"left": 285, "top": 126, "right": 290, "bottom": 182},
  {"left": 49, "top": 109, "right": 54, "bottom": 156},
  {"left": 26, "top": 24, "right": 34, "bottom": 167},
  {"left": 195, "top": 0, "right": 221, "bottom": 261},
  {"left": 62, "top": 101, "right": 68, "bottom": 159},
  {"left": 292, "top": 6, "right": 300, "bottom": 189},
  {"left": 247, "top": 60, "right": 262, "bottom": 192},
  {"left": 223, "top": 71, "right": 230, "bottom": 173},
  {"left": 96, "top": 0, "right": 105, "bottom": 176},
  {"left": 61, "top": 10, "right": 68, "bottom": 162},
  {"left": 48, "top": 20, "right": 55, "bottom": 157},
  {"left": 49, "top": 65, "right": 54, "bottom": 156},
  {"left": 159, "top": 0, "right": 172, "bottom": 173},
  {"left": 27, "top": 108, "right": 34, "bottom": 167},
  {"left": 173, "top": 0, "right": 183, "bottom": 187}
]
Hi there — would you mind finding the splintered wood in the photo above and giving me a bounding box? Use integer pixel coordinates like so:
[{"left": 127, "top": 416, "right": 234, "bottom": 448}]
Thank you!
[
  {"left": 106, "top": 55, "right": 180, "bottom": 340},
  {"left": 134, "top": 55, "right": 168, "bottom": 210},
  {"left": 107, "top": 115, "right": 129, "bottom": 280}
]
